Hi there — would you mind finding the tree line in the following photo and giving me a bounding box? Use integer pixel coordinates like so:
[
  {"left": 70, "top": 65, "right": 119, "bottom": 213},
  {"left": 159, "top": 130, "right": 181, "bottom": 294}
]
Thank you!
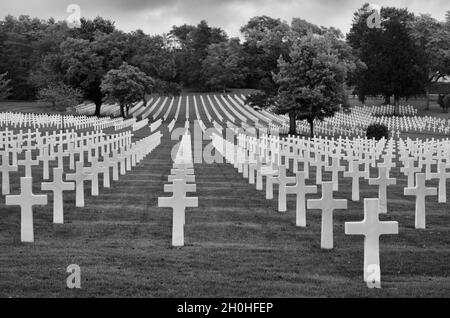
[{"left": 0, "top": 4, "right": 449, "bottom": 133}]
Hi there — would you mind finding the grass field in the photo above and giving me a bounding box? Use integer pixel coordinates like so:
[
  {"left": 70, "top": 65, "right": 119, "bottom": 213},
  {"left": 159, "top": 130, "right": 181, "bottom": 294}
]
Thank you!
[
  {"left": 0, "top": 101, "right": 60, "bottom": 114},
  {"left": 0, "top": 99, "right": 449, "bottom": 297}
]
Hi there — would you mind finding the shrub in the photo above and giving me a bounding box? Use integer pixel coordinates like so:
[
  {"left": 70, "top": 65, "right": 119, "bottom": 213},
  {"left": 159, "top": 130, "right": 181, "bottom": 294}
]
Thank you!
[
  {"left": 37, "top": 82, "right": 83, "bottom": 110},
  {"left": 366, "top": 123, "right": 389, "bottom": 140},
  {"left": 438, "top": 94, "right": 450, "bottom": 113}
]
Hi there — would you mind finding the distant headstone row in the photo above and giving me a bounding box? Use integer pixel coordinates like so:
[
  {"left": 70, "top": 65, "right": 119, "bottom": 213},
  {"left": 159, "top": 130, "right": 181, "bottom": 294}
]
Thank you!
[{"left": 1, "top": 124, "right": 162, "bottom": 243}]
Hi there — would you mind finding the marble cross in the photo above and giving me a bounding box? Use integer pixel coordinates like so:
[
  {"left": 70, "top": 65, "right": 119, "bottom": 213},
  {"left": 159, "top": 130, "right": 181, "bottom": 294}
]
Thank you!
[
  {"left": 368, "top": 166, "right": 396, "bottom": 214},
  {"left": 85, "top": 157, "right": 100, "bottom": 196},
  {"left": 18, "top": 150, "right": 39, "bottom": 178},
  {"left": 54, "top": 144, "right": 67, "bottom": 168},
  {"left": 344, "top": 161, "right": 369, "bottom": 202},
  {"left": 41, "top": 168, "right": 75, "bottom": 224},
  {"left": 307, "top": 182, "right": 347, "bottom": 249},
  {"left": 273, "top": 165, "right": 296, "bottom": 212},
  {"left": 66, "top": 161, "right": 94, "bottom": 207},
  {"left": 158, "top": 179, "right": 198, "bottom": 247},
  {"left": 103, "top": 154, "right": 119, "bottom": 181},
  {"left": 430, "top": 163, "right": 450, "bottom": 203},
  {"left": 400, "top": 157, "right": 421, "bottom": 188},
  {"left": 37, "top": 145, "right": 55, "bottom": 180},
  {"left": 345, "top": 198, "right": 398, "bottom": 288},
  {"left": 5, "top": 177, "right": 48, "bottom": 242},
  {"left": 404, "top": 173, "right": 437, "bottom": 229},
  {"left": 286, "top": 172, "right": 317, "bottom": 227},
  {"left": 0, "top": 151, "right": 17, "bottom": 195},
  {"left": 97, "top": 158, "right": 111, "bottom": 188},
  {"left": 325, "top": 156, "right": 345, "bottom": 191},
  {"left": 310, "top": 153, "right": 325, "bottom": 184}
]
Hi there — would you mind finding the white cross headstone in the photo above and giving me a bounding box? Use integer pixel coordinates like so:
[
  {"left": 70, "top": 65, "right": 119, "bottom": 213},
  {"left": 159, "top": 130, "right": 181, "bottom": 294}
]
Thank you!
[
  {"left": 430, "top": 163, "right": 450, "bottom": 203},
  {"left": 273, "top": 165, "right": 296, "bottom": 212},
  {"left": 286, "top": 172, "right": 317, "bottom": 227},
  {"left": 66, "top": 161, "right": 93, "bottom": 207},
  {"left": 158, "top": 179, "right": 198, "bottom": 247},
  {"left": 5, "top": 177, "right": 47, "bottom": 242},
  {"left": 345, "top": 198, "right": 398, "bottom": 288},
  {"left": 0, "top": 151, "right": 17, "bottom": 195},
  {"left": 344, "top": 161, "right": 369, "bottom": 202},
  {"left": 37, "top": 146, "right": 55, "bottom": 180},
  {"left": 85, "top": 157, "right": 100, "bottom": 196},
  {"left": 311, "top": 153, "right": 325, "bottom": 184},
  {"left": 97, "top": 158, "right": 111, "bottom": 188},
  {"left": 41, "top": 168, "right": 75, "bottom": 224},
  {"left": 325, "top": 156, "right": 345, "bottom": 191},
  {"left": 18, "top": 150, "right": 39, "bottom": 178},
  {"left": 404, "top": 173, "right": 437, "bottom": 229},
  {"left": 400, "top": 157, "right": 421, "bottom": 188},
  {"left": 368, "top": 166, "right": 396, "bottom": 214},
  {"left": 307, "top": 182, "right": 347, "bottom": 249}
]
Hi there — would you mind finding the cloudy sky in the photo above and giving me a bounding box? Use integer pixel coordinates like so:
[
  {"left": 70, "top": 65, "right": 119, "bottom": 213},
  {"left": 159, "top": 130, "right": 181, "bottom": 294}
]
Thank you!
[{"left": 1, "top": 0, "right": 448, "bottom": 37}]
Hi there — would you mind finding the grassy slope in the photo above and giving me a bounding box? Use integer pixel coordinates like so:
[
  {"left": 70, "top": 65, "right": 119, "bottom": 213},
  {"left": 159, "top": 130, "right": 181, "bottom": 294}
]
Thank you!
[
  {"left": 0, "top": 101, "right": 60, "bottom": 114},
  {"left": 0, "top": 100, "right": 449, "bottom": 297}
]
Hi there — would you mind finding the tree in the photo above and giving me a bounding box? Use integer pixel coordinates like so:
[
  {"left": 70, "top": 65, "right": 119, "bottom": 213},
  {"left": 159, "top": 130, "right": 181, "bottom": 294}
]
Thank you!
[
  {"left": 347, "top": 5, "right": 426, "bottom": 112},
  {"left": 101, "top": 63, "right": 154, "bottom": 118},
  {"left": 0, "top": 15, "right": 53, "bottom": 99},
  {"left": 273, "top": 33, "right": 357, "bottom": 136},
  {"left": 68, "top": 17, "right": 115, "bottom": 41},
  {"left": 60, "top": 31, "right": 128, "bottom": 116},
  {"left": 202, "top": 38, "right": 247, "bottom": 92},
  {"left": 240, "top": 16, "right": 291, "bottom": 92},
  {"left": 169, "top": 20, "right": 228, "bottom": 88},
  {"left": 37, "top": 82, "right": 83, "bottom": 110},
  {"left": 409, "top": 14, "right": 450, "bottom": 109},
  {"left": 127, "top": 30, "right": 177, "bottom": 103},
  {"left": 0, "top": 72, "right": 12, "bottom": 100},
  {"left": 242, "top": 16, "right": 350, "bottom": 109}
]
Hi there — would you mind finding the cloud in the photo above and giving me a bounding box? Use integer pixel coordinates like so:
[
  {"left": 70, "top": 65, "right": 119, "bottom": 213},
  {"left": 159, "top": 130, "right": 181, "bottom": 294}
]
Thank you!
[{"left": 0, "top": 0, "right": 447, "bottom": 37}]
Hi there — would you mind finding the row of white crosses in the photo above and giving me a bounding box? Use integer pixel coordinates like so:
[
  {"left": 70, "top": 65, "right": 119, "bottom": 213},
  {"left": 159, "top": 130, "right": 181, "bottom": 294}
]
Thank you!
[
  {"left": 212, "top": 132, "right": 403, "bottom": 287},
  {"left": 114, "top": 117, "right": 137, "bottom": 130},
  {"left": 0, "top": 111, "right": 122, "bottom": 130},
  {"left": 72, "top": 101, "right": 127, "bottom": 117},
  {"left": 1, "top": 126, "right": 162, "bottom": 243},
  {"left": 158, "top": 132, "right": 198, "bottom": 247},
  {"left": 263, "top": 102, "right": 449, "bottom": 138},
  {"left": 132, "top": 118, "right": 149, "bottom": 131},
  {"left": 397, "top": 137, "right": 450, "bottom": 228},
  {"left": 369, "top": 104, "right": 418, "bottom": 117}
]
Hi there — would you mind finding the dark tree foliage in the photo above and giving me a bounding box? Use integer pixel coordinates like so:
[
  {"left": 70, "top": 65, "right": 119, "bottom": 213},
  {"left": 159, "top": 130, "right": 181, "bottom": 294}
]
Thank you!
[
  {"left": 366, "top": 123, "right": 389, "bottom": 140},
  {"left": 347, "top": 5, "right": 428, "bottom": 111},
  {"left": 169, "top": 20, "right": 228, "bottom": 89},
  {"left": 68, "top": 17, "right": 116, "bottom": 41}
]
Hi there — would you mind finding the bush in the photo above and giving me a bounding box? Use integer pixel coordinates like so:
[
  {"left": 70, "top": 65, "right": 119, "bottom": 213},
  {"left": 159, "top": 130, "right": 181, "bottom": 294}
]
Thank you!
[
  {"left": 366, "top": 123, "right": 389, "bottom": 140},
  {"left": 37, "top": 82, "right": 83, "bottom": 110},
  {"left": 438, "top": 94, "right": 450, "bottom": 113}
]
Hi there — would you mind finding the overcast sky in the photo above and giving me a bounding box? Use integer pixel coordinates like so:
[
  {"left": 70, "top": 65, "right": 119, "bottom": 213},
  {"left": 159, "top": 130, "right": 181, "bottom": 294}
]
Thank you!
[{"left": 1, "top": 0, "right": 448, "bottom": 37}]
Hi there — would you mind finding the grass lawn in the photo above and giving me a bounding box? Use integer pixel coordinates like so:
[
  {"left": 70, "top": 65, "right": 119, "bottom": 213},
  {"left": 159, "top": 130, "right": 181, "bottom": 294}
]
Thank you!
[
  {"left": 0, "top": 101, "right": 63, "bottom": 114},
  {"left": 0, "top": 100, "right": 449, "bottom": 297}
]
